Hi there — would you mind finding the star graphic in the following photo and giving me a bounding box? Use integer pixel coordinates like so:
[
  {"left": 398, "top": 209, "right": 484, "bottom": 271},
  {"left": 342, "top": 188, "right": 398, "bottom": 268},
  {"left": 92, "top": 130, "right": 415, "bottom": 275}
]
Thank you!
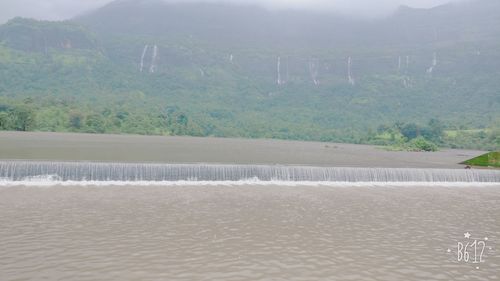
[
  {"left": 447, "top": 249, "right": 451, "bottom": 253},
  {"left": 484, "top": 237, "right": 488, "bottom": 241},
  {"left": 464, "top": 232, "right": 471, "bottom": 239}
]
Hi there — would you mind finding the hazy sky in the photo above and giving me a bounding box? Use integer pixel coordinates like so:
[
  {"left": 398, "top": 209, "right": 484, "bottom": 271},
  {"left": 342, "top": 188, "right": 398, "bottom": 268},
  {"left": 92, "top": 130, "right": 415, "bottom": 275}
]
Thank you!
[{"left": 0, "top": 0, "right": 466, "bottom": 23}]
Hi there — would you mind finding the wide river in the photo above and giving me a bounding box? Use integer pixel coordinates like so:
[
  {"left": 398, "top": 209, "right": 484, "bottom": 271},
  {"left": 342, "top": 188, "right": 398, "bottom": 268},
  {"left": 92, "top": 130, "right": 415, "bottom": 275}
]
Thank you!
[
  {"left": 1, "top": 132, "right": 498, "bottom": 280},
  {"left": 0, "top": 131, "right": 486, "bottom": 168},
  {"left": 1, "top": 184, "right": 499, "bottom": 281}
]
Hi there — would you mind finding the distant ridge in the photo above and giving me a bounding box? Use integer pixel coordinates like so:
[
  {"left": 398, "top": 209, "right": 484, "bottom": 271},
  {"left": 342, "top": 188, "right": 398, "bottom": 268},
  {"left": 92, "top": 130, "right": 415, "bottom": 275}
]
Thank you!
[
  {"left": 0, "top": 17, "right": 98, "bottom": 52},
  {"left": 74, "top": 0, "right": 500, "bottom": 47}
]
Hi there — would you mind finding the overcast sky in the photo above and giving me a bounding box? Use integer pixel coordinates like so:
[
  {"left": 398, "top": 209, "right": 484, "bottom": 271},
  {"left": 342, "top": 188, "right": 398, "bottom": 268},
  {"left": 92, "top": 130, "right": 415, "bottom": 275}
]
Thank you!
[{"left": 0, "top": 0, "right": 466, "bottom": 23}]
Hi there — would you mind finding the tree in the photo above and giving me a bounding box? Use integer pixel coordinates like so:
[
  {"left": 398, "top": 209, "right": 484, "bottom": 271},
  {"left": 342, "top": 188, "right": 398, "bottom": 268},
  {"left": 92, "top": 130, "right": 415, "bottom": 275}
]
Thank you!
[
  {"left": 0, "top": 112, "right": 11, "bottom": 129},
  {"left": 85, "top": 114, "right": 105, "bottom": 133},
  {"left": 69, "top": 112, "right": 84, "bottom": 129},
  {"left": 10, "top": 105, "right": 35, "bottom": 131},
  {"left": 401, "top": 123, "right": 419, "bottom": 140},
  {"left": 409, "top": 137, "right": 438, "bottom": 152},
  {"left": 423, "top": 118, "right": 444, "bottom": 142}
]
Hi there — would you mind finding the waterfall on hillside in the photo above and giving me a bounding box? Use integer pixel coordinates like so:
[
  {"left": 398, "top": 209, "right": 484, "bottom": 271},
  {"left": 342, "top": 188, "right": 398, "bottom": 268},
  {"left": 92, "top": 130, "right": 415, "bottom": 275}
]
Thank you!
[
  {"left": 286, "top": 56, "right": 290, "bottom": 82},
  {"left": 139, "top": 45, "right": 149, "bottom": 72},
  {"left": 199, "top": 68, "right": 205, "bottom": 77},
  {"left": 347, "top": 57, "right": 355, "bottom": 85},
  {"left": 403, "top": 55, "right": 411, "bottom": 88},
  {"left": 149, "top": 45, "right": 158, "bottom": 73},
  {"left": 403, "top": 78, "right": 410, "bottom": 88},
  {"left": 229, "top": 54, "right": 234, "bottom": 64},
  {"left": 309, "top": 59, "right": 319, "bottom": 86},
  {"left": 0, "top": 161, "right": 499, "bottom": 183},
  {"left": 398, "top": 56, "right": 402, "bottom": 73},
  {"left": 276, "top": 56, "right": 283, "bottom": 85},
  {"left": 426, "top": 52, "right": 438, "bottom": 74}
]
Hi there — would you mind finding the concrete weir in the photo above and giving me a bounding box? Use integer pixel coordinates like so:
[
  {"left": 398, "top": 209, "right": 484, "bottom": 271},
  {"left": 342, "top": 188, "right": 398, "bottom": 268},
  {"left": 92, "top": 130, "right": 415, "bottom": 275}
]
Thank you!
[{"left": 1, "top": 161, "right": 499, "bottom": 183}]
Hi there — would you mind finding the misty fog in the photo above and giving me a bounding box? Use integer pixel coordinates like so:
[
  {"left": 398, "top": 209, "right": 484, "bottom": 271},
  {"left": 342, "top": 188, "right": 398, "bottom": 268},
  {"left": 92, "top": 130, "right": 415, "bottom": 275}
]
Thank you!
[{"left": 0, "top": 0, "right": 466, "bottom": 23}]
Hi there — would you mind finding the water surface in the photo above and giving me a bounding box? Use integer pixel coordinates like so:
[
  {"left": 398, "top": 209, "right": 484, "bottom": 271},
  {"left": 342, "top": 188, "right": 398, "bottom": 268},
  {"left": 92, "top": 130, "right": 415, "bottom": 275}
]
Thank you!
[
  {"left": 1, "top": 185, "right": 499, "bottom": 281},
  {"left": 0, "top": 131, "right": 485, "bottom": 168}
]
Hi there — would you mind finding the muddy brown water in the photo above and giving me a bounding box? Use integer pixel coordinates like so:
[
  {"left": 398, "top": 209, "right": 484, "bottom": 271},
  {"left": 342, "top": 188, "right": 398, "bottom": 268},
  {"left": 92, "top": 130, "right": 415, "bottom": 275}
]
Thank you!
[
  {"left": 0, "top": 132, "right": 486, "bottom": 168},
  {"left": 1, "top": 132, "right": 498, "bottom": 280},
  {"left": 0, "top": 185, "right": 499, "bottom": 281}
]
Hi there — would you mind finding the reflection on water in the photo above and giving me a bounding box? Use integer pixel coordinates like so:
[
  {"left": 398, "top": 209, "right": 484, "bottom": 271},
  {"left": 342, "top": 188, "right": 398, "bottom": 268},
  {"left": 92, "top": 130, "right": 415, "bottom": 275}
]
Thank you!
[{"left": 1, "top": 185, "right": 499, "bottom": 281}]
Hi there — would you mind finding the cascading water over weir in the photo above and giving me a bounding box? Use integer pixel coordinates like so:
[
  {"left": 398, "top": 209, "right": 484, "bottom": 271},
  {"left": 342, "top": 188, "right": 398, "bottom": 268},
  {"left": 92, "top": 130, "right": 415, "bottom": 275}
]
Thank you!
[{"left": 0, "top": 161, "right": 499, "bottom": 184}]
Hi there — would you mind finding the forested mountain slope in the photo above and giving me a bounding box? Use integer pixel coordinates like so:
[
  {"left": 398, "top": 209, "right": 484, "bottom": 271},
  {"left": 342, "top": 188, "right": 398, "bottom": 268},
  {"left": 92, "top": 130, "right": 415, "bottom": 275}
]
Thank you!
[{"left": 0, "top": 0, "right": 498, "bottom": 149}]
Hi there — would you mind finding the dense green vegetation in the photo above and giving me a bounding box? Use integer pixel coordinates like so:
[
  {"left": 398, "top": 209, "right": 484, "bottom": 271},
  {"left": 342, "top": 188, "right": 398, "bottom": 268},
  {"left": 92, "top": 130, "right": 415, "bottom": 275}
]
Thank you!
[
  {"left": 0, "top": 96, "right": 202, "bottom": 136},
  {"left": 463, "top": 152, "right": 500, "bottom": 167},
  {"left": 364, "top": 119, "right": 499, "bottom": 151},
  {"left": 0, "top": 0, "right": 499, "bottom": 150}
]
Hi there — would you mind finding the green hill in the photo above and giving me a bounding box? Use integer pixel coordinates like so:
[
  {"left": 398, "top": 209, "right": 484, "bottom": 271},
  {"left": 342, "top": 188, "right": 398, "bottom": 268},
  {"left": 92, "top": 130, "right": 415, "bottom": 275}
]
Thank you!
[{"left": 0, "top": 0, "right": 499, "bottom": 149}]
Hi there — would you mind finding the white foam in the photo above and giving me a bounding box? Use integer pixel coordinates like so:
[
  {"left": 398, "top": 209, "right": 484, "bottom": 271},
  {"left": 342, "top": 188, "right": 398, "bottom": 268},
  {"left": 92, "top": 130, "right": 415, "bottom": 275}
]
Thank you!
[{"left": 0, "top": 178, "right": 498, "bottom": 188}]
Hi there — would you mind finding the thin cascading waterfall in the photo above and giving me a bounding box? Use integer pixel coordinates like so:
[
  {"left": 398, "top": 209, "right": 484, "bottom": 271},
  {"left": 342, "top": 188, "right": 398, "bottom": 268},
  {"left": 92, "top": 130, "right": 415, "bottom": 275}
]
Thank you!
[
  {"left": 286, "top": 56, "right": 290, "bottom": 82},
  {"left": 276, "top": 56, "right": 282, "bottom": 85},
  {"left": 426, "top": 52, "right": 438, "bottom": 74},
  {"left": 347, "top": 56, "right": 355, "bottom": 86},
  {"left": 0, "top": 161, "right": 499, "bottom": 183},
  {"left": 149, "top": 45, "right": 158, "bottom": 73},
  {"left": 139, "top": 44, "right": 149, "bottom": 72},
  {"left": 398, "top": 56, "right": 402, "bottom": 74},
  {"left": 403, "top": 55, "right": 411, "bottom": 88},
  {"left": 309, "top": 59, "right": 319, "bottom": 86}
]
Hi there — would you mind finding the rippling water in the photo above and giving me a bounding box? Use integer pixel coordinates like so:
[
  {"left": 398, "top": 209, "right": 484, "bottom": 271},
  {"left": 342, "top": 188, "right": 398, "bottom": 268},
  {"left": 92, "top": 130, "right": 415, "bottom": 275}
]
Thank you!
[{"left": 1, "top": 185, "right": 499, "bottom": 281}]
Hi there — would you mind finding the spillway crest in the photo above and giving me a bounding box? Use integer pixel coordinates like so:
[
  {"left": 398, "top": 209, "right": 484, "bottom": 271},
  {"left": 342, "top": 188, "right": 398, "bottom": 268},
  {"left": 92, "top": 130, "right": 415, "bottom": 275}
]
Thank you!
[{"left": 1, "top": 161, "right": 499, "bottom": 183}]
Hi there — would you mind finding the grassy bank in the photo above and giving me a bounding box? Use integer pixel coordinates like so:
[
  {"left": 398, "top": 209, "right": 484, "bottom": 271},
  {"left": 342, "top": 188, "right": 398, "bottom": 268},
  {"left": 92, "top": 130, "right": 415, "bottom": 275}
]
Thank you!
[{"left": 462, "top": 152, "right": 500, "bottom": 168}]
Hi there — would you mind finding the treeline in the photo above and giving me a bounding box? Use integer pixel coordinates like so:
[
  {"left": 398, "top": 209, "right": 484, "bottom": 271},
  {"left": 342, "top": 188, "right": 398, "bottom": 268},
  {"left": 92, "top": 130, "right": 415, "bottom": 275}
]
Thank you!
[
  {"left": 0, "top": 103, "right": 35, "bottom": 131},
  {"left": 365, "top": 119, "right": 499, "bottom": 151},
  {"left": 0, "top": 97, "right": 203, "bottom": 136},
  {"left": 1, "top": 96, "right": 498, "bottom": 151}
]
